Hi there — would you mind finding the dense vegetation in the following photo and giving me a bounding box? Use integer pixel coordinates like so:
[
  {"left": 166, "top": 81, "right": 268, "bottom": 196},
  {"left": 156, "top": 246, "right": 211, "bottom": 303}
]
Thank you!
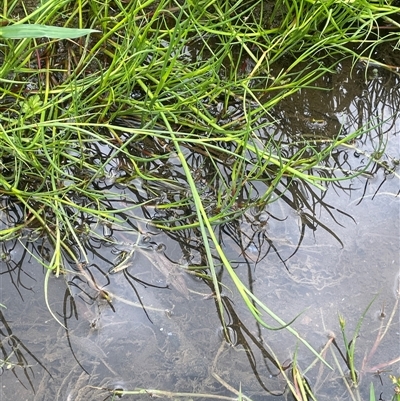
[{"left": 1, "top": 0, "right": 399, "bottom": 399}]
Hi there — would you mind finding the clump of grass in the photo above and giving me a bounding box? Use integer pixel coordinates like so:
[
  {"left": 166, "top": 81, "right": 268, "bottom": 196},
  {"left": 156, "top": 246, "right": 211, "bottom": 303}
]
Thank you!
[
  {"left": 290, "top": 294, "right": 400, "bottom": 401},
  {"left": 337, "top": 296, "right": 379, "bottom": 388},
  {"left": 0, "top": 1, "right": 399, "bottom": 392}
]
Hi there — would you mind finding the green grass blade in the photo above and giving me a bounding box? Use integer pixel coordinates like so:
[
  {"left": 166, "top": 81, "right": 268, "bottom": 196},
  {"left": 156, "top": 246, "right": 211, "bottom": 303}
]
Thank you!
[
  {"left": 370, "top": 382, "right": 376, "bottom": 401},
  {"left": 0, "top": 24, "right": 99, "bottom": 39}
]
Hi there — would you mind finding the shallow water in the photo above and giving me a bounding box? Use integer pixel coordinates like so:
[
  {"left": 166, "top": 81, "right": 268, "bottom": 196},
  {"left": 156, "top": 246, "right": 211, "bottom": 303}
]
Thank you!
[{"left": 0, "top": 58, "right": 399, "bottom": 401}]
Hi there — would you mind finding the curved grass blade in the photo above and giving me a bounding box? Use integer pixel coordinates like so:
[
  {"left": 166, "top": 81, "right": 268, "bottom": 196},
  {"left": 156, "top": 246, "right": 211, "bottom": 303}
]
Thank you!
[{"left": 44, "top": 269, "right": 67, "bottom": 329}]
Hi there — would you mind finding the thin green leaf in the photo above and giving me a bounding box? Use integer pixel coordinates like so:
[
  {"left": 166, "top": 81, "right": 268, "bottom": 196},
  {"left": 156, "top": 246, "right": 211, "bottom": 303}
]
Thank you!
[{"left": 370, "top": 382, "right": 376, "bottom": 401}]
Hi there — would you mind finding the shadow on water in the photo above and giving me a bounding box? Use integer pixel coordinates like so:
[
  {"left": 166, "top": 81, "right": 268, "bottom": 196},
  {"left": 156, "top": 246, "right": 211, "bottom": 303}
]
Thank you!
[
  {"left": 0, "top": 310, "right": 52, "bottom": 392},
  {"left": 0, "top": 55, "right": 399, "bottom": 400}
]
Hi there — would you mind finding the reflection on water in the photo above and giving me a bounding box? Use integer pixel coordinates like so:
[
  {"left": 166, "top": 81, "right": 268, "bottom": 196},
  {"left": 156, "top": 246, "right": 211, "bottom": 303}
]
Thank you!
[{"left": 0, "top": 58, "right": 399, "bottom": 400}]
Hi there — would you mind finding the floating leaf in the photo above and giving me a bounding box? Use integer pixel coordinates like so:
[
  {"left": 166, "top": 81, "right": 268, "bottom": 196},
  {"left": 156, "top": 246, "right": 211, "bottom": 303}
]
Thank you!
[{"left": 0, "top": 24, "right": 99, "bottom": 39}]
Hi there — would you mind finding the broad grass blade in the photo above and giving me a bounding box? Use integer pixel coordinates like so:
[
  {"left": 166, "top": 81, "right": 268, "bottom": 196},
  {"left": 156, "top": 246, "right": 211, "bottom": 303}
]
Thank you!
[{"left": 0, "top": 24, "right": 99, "bottom": 39}]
